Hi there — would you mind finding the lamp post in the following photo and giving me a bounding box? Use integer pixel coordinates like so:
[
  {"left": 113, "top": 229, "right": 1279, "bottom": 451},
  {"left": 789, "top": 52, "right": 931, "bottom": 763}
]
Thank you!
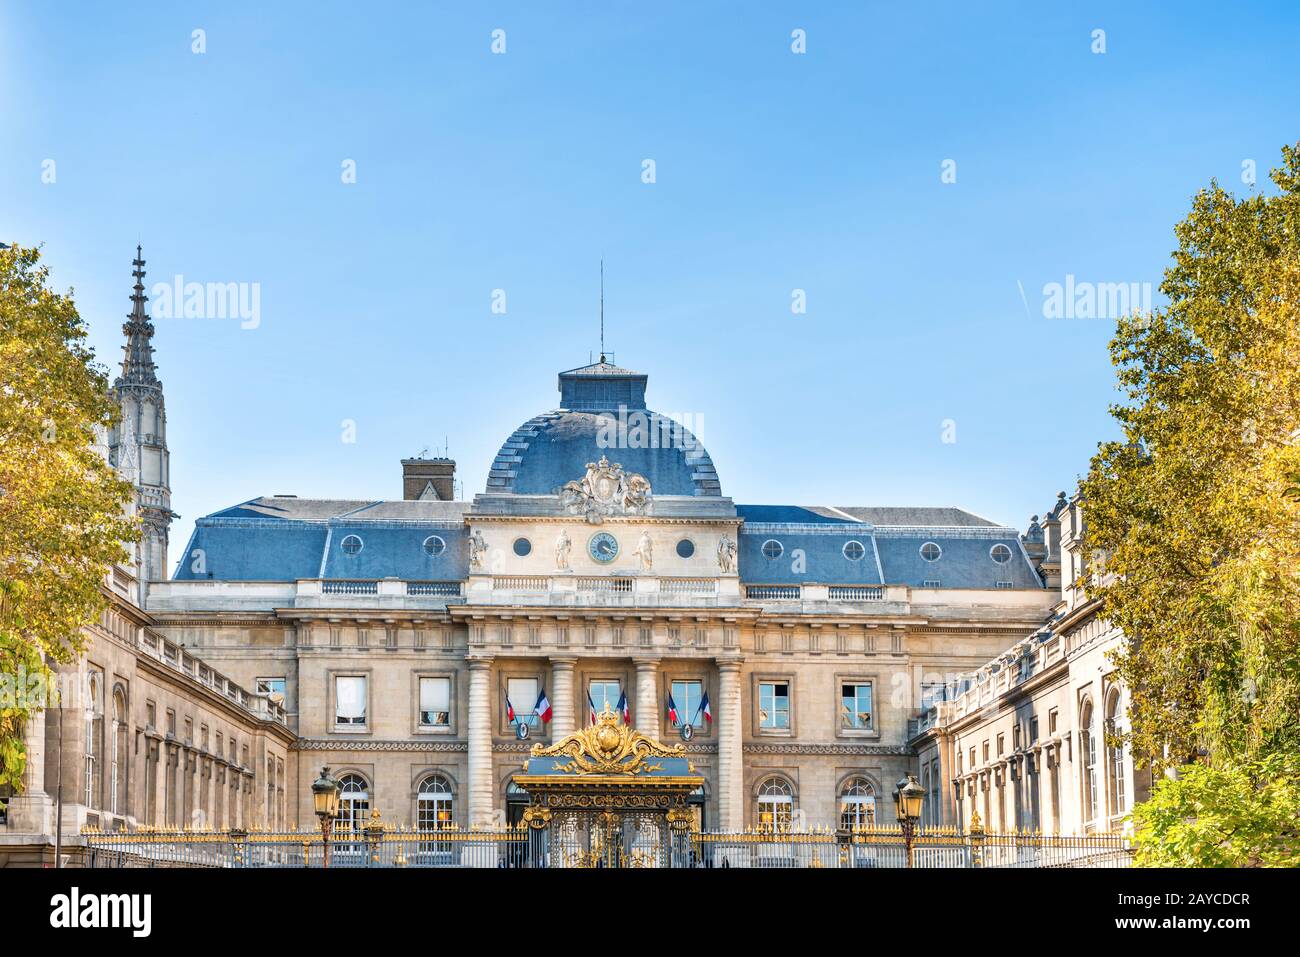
[
  {"left": 893, "top": 773, "right": 926, "bottom": 868},
  {"left": 311, "top": 766, "right": 340, "bottom": 868}
]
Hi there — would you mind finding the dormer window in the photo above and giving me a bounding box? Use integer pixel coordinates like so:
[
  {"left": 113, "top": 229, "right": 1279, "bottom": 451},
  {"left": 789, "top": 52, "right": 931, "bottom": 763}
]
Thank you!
[
  {"left": 842, "top": 540, "right": 865, "bottom": 561},
  {"left": 761, "top": 539, "right": 784, "bottom": 560},
  {"left": 990, "top": 543, "right": 1013, "bottom": 564},
  {"left": 920, "top": 542, "right": 942, "bottom": 562},
  {"left": 340, "top": 535, "right": 363, "bottom": 555}
]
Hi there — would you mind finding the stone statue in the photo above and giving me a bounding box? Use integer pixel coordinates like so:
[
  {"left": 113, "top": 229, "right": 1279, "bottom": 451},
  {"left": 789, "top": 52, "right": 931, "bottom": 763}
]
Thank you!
[
  {"left": 717, "top": 535, "right": 737, "bottom": 574},
  {"left": 468, "top": 528, "right": 488, "bottom": 570},
  {"left": 633, "top": 531, "right": 653, "bottom": 572},
  {"left": 555, "top": 528, "right": 572, "bottom": 570}
]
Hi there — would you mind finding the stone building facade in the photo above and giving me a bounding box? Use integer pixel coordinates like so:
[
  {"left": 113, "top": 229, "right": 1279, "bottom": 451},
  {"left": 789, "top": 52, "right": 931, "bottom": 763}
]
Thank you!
[
  {"left": 910, "top": 495, "right": 1151, "bottom": 834},
  {"left": 2, "top": 253, "right": 1144, "bottom": 861}
]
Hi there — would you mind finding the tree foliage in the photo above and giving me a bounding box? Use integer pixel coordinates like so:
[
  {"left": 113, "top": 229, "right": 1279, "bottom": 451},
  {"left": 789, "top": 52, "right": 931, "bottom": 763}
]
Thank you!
[
  {"left": 1079, "top": 146, "right": 1300, "bottom": 865},
  {"left": 0, "top": 244, "right": 137, "bottom": 789},
  {"left": 1130, "top": 753, "right": 1300, "bottom": 867}
]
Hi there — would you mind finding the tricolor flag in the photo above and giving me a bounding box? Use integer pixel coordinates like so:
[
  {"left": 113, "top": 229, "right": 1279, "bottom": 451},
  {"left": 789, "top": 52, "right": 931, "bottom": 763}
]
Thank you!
[
  {"left": 698, "top": 691, "right": 713, "bottom": 725},
  {"left": 616, "top": 689, "right": 630, "bottom": 724},
  {"left": 666, "top": 691, "right": 679, "bottom": 726},
  {"left": 506, "top": 696, "right": 516, "bottom": 724},
  {"left": 535, "top": 688, "right": 552, "bottom": 724},
  {"left": 587, "top": 690, "right": 598, "bottom": 726}
]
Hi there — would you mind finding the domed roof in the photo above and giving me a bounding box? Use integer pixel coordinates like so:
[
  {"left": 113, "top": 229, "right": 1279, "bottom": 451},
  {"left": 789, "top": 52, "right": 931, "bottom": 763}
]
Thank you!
[{"left": 486, "top": 361, "right": 722, "bottom": 497}]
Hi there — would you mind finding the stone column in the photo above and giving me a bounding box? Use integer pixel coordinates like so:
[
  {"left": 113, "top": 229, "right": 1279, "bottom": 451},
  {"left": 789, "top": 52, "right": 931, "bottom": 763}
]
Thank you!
[
  {"left": 1045, "top": 743, "right": 1061, "bottom": 834},
  {"left": 633, "top": 657, "right": 660, "bottom": 739},
  {"left": 466, "top": 655, "right": 495, "bottom": 827},
  {"left": 7, "top": 704, "right": 53, "bottom": 834},
  {"left": 550, "top": 657, "right": 577, "bottom": 738},
  {"left": 716, "top": 657, "right": 744, "bottom": 831}
]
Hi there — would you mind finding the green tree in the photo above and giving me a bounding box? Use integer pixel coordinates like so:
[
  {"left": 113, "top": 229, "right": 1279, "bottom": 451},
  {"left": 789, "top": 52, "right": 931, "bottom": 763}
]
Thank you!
[
  {"left": 0, "top": 244, "right": 138, "bottom": 790},
  {"left": 1080, "top": 146, "right": 1300, "bottom": 865}
]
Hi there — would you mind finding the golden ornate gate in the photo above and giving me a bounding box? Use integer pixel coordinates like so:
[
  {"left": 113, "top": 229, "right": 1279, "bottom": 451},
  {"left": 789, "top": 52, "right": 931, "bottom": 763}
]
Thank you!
[{"left": 513, "top": 704, "right": 702, "bottom": 868}]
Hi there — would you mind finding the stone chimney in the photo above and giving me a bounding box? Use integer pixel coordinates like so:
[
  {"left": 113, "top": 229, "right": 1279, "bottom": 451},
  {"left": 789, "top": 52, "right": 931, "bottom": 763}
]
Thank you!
[{"left": 401, "top": 457, "right": 456, "bottom": 501}]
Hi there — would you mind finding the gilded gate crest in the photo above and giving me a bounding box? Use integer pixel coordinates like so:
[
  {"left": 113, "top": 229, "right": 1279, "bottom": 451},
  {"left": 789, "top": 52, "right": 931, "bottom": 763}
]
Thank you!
[{"left": 529, "top": 703, "right": 684, "bottom": 776}]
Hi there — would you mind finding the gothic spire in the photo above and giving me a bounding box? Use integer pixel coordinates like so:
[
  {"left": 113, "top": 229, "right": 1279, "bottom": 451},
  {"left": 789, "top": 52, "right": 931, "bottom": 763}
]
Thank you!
[{"left": 118, "top": 244, "right": 159, "bottom": 388}]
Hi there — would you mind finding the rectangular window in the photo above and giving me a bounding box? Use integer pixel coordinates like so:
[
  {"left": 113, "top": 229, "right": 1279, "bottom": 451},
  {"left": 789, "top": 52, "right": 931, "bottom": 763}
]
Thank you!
[
  {"left": 970, "top": 747, "right": 976, "bottom": 768},
  {"left": 507, "top": 677, "right": 540, "bottom": 727},
  {"left": 1048, "top": 708, "right": 1058, "bottom": 734},
  {"left": 589, "top": 679, "right": 621, "bottom": 715},
  {"left": 840, "top": 682, "right": 874, "bottom": 730},
  {"left": 996, "top": 733, "right": 1004, "bottom": 757},
  {"left": 1030, "top": 717, "right": 1039, "bottom": 743},
  {"left": 146, "top": 701, "right": 156, "bottom": 729},
  {"left": 184, "top": 717, "right": 193, "bottom": 745},
  {"left": 982, "top": 740, "right": 989, "bottom": 762},
  {"left": 671, "top": 680, "right": 704, "bottom": 728},
  {"left": 335, "top": 675, "right": 368, "bottom": 727},
  {"left": 419, "top": 677, "right": 451, "bottom": 727},
  {"left": 919, "top": 682, "right": 945, "bottom": 710},
  {"left": 166, "top": 709, "right": 176, "bottom": 735},
  {"left": 256, "top": 677, "right": 287, "bottom": 699},
  {"left": 759, "top": 682, "right": 790, "bottom": 730}
]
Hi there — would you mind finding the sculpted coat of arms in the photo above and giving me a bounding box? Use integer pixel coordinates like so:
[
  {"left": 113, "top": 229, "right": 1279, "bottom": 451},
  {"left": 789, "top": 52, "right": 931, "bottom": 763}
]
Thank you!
[{"left": 558, "top": 455, "right": 652, "bottom": 524}]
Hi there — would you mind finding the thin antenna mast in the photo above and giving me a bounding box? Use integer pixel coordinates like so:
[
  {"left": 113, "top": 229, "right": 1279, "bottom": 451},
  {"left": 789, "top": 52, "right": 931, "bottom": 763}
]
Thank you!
[{"left": 599, "top": 259, "right": 605, "bottom": 362}]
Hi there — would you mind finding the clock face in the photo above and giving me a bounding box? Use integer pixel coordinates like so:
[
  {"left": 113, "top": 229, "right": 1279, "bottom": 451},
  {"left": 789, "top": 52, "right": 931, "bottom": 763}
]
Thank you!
[{"left": 588, "top": 532, "right": 619, "bottom": 564}]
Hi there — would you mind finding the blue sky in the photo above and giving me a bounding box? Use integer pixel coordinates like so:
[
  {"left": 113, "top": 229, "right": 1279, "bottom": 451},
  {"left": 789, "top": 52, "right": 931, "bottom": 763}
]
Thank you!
[{"left": 4, "top": 2, "right": 1299, "bottom": 565}]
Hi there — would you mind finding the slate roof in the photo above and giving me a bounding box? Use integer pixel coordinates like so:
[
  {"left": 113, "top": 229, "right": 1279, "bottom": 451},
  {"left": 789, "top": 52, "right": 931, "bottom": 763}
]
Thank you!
[
  {"left": 176, "top": 496, "right": 1043, "bottom": 590},
  {"left": 173, "top": 496, "right": 470, "bottom": 582}
]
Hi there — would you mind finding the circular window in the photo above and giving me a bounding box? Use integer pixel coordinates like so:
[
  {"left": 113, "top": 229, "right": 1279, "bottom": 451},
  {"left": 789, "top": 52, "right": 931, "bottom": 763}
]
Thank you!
[
  {"left": 920, "top": 542, "right": 942, "bottom": 562},
  {"left": 843, "top": 540, "right": 866, "bottom": 561},
  {"left": 761, "top": 539, "right": 784, "bottom": 560},
  {"left": 340, "top": 534, "right": 363, "bottom": 555},
  {"left": 676, "top": 539, "right": 695, "bottom": 559},
  {"left": 513, "top": 538, "right": 532, "bottom": 557},
  {"left": 990, "top": 543, "right": 1013, "bottom": 565},
  {"left": 423, "top": 535, "right": 446, "bottom": 557}
]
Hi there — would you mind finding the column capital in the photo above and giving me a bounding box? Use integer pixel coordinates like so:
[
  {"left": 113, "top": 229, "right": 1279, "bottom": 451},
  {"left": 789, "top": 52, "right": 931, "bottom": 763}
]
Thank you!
[
  {"left": 714, "top": 655, "right": 745, "bottom": 673},
  {"left": 465, "top": 654, "right": 495, "bottom": 669},
  {"left": 632, "top": 656, "right": 661, "bottom": 669},
  {"left": 549, "top": 656, "right": 578, "bottom": 667}
]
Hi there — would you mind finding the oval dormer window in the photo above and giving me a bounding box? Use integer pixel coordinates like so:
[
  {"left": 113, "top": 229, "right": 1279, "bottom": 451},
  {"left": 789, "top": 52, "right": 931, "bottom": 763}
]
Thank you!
[{"left": 340, "top": 535, "right": 363, "bottom": 555}]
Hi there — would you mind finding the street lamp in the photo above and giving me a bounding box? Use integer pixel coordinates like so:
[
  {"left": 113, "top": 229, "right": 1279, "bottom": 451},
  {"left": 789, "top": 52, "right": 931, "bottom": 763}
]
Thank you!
[
  {"left": 894, "top": 773, "right": 926, "bottom": 868},
  {"left": 311, "top": 766, "right": 340, "bottom": 868}
]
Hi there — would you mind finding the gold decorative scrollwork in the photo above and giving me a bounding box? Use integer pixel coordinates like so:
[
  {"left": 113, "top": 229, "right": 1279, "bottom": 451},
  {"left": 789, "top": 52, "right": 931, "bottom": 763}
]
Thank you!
[
  {"left": 530, "top": 703, "right": 685, "bottom": 776},
  {"left": 522, "top": 806, "right": 552, "bottom": 829}
]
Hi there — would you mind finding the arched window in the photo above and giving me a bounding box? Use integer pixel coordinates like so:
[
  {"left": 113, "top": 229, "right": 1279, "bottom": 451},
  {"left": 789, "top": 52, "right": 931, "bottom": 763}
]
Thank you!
[
  {"left": 418, "top": 773, "right": 455, "bottom": 831},
  {"left": 755, "top": 777, "right": 794, "bottom": 833},
  {"left": 1080, "top": 698, "right": 1098, "bottom": 825},
  {"left": 335, "top": 773, "right": 370, "bottom": 851},
  {"left": 1105, "top": 688, "right": 1126, "bottom": 818},
  {"left": 84, "top": 673, "right": 103, "bottom": 809},
  {"left": 839, "top": 777, "right": 876, "bottom": 831},
  {"left": 111, "top": 688, "right": 127, "bottom": 816}
]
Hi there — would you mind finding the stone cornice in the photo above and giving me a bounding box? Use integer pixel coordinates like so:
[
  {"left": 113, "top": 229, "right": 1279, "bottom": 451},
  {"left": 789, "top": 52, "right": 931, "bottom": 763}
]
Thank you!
[{"left": 743, "top": 742, "right": 911, "bottom": 756}]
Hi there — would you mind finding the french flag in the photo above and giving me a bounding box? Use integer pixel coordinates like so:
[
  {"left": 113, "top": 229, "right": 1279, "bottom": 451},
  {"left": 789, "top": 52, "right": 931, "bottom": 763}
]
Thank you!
[
  {"left": 616, "top": 689, "right": 630, "bottom": 725},
  {"left": 535, "top": 688, "right": 552, "bottom": 724},
  {"left": 587, "top": 690, "right": 598, "bottom": 726},
  {"left": 699, "top": 691, "right": 712, "bottom": 724},
  {"left": 666, "top": 691, "right": 679, "bottom": 726},
  {"left": 506, "top": 696, "right": 516, "bottom": 724}
]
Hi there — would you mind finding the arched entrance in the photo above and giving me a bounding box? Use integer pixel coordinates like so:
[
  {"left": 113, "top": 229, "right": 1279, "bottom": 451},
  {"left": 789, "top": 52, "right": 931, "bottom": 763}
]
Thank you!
[{"left": 512, "top": 704, "right": 703, "bottom": 868}]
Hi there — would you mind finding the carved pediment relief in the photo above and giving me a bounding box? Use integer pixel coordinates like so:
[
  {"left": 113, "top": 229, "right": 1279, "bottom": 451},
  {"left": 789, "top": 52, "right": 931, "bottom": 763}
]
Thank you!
[{"left": 557, "top": 455, "right": 651, "bottom": 524}]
